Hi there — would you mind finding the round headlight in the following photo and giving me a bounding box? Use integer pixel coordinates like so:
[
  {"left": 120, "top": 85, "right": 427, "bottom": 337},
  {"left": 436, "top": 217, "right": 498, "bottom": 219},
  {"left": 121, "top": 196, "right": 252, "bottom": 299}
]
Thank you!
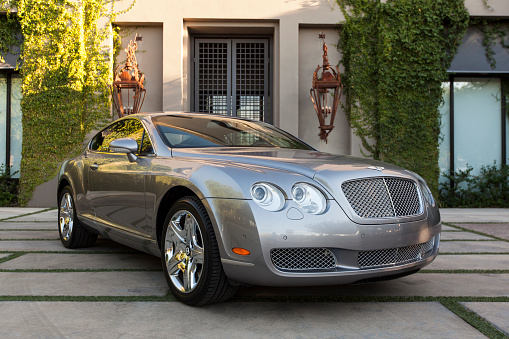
[
  {"left": 291, "top": 183, "right": 327, "bottom": 214},
  {"left": 250, "top": 183, "right": 285, "bottom": 212}
]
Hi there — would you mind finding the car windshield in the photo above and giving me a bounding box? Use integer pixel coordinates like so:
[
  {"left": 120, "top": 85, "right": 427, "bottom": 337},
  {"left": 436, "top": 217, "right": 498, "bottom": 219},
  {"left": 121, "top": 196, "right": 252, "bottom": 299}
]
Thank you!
[{"left": 152, "top": 115, "right": 314, "bottom": 150}]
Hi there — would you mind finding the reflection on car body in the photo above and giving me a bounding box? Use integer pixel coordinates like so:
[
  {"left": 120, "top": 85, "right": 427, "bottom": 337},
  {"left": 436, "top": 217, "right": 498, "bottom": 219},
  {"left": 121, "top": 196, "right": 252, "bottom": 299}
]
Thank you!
[{"left": 57, "top": 112, "right": 441, "bottom": 305}]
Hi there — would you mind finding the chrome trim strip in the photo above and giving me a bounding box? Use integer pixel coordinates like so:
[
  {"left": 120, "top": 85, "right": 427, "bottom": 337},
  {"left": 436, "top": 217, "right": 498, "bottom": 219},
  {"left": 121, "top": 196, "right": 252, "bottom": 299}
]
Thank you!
[{"left": 221, "top": 258, "right": 254, "bottom": 267}]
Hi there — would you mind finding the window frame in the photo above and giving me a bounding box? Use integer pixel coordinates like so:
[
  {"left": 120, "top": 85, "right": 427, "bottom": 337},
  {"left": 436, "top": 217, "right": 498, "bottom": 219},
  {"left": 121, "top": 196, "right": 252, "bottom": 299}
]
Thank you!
[
  {"left": 441, "top": 73, "right": 508, "bottom": 178},
  {"left": 0, "top": 70, "right": 21, "bottom": 177}
]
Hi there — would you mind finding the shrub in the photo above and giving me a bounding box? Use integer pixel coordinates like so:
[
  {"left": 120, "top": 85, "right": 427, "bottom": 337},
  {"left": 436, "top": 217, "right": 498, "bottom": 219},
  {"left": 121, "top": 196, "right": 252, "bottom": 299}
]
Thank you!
[
  {"left": 439, "top": 162, "right": 509, "bottom": 207},
  {"left": 0, "top": 164, "right": 19, "bottom": 207}
]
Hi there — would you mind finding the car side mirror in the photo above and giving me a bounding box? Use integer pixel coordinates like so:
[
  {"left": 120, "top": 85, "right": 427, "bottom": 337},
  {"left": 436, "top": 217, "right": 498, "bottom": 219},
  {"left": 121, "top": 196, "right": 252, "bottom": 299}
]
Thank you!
[{"left": 109, "top": 138, "right": 139, "bottom": 162}]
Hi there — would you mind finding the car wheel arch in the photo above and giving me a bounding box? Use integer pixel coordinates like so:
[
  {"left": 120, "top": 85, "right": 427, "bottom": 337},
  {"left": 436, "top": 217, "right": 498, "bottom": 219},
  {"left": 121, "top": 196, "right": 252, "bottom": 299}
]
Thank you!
[
  {"left": 156, "top": 185, "right": 203, "bottom": 249},
  {"left": 57, "top": 178, "right": 71, "bottom": 205}
]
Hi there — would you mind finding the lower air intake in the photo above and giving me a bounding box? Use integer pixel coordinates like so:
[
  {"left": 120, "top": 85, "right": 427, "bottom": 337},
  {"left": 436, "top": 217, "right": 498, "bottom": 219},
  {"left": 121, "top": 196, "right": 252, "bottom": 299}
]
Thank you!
[
  {"left": 270, "top": 247, "right": 336, "bottom": 271},
  {"left": 358, "top": 237, "right": 435, "bottom": 269}
]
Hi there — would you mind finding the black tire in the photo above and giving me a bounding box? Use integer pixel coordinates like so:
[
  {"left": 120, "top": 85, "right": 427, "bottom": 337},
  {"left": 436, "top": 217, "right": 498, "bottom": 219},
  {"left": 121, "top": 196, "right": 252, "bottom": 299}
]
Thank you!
[
  {"left": 161, "top": 196, "right": 238, "bottom": 306},
  {"left": 58, "top": 186, "right": 97, "bottom": 249}
]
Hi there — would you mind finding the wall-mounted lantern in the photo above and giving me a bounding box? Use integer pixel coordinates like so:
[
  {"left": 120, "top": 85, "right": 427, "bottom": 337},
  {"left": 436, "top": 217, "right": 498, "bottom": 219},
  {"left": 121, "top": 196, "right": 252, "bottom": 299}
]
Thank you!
[
  {"left": 310, "top": 33, "right": 343, "bottom": 143},
  {"left": 112, "top": 34, "right": 146, "bottom": 118}
]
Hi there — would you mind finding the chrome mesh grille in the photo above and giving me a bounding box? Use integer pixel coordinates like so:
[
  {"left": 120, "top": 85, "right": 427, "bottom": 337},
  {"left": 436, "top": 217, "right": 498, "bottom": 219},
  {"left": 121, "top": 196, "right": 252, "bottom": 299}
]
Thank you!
[
  {"left": 342, "top": 177, "right": 421, "bottom": 218},
  {"left": 358, "top": 237, "right": 435, "bottom": 269},
  {"left": 270, "top": 248, "right": 336, "bottom": 271}
]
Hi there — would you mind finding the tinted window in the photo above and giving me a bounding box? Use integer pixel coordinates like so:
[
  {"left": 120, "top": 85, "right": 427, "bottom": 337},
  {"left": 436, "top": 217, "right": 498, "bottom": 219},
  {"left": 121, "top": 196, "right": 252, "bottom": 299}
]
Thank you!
[
  {"left": 152, "top": 115, "right": 314, "bottom": 150},
  {"left": 89, "top": 119, "right": 153, "bottom": 154}
]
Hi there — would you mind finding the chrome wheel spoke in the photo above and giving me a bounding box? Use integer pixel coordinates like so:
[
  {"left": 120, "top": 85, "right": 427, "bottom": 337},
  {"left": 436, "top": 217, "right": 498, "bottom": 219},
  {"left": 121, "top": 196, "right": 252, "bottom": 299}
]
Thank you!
[
  {"left": 184, "top": 214, "right": 195, "bottom": 243},
  {"left": 169, "top": 219, "right": 187, "bottom": 243},
  {"left": 191, "top": 245, "right": 204, "bottom": 265},
  {"left": 185, "top": 259, "right": 198, "bottom": 291},
  {"left": 167, "top": 258, "right": 181, "bottom": 276}
]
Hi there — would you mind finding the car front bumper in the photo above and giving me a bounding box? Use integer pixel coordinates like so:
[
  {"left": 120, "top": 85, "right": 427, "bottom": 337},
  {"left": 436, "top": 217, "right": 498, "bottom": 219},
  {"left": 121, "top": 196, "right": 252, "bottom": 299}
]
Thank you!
[{"left": 204, "top": 198, "right": 441, "bottom": 286}]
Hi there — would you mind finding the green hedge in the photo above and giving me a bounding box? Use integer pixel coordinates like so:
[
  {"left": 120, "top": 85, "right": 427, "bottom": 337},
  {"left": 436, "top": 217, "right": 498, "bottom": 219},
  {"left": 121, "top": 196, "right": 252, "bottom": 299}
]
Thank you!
[{"left": 337, "top": 0, "right": 469, "bottom": 197}]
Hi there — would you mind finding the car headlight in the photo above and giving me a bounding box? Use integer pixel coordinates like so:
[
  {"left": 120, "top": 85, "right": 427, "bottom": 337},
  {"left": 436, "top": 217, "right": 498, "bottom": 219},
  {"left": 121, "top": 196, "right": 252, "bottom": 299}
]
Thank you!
[
  {"left": 291, "top": 183, "right": 327, "bottom": 214},
  {"left": 251, "top": 183, "right": 285, "bottom": 212},
  {"left": 419, "top": 181, "right": 435, "bottom": 207}
]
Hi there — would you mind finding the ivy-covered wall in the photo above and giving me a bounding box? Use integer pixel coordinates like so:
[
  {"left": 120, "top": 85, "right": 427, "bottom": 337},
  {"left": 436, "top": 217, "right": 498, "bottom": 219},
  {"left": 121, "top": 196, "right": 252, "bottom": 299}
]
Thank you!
[
  {"left": 337, "top": 0, "right": 469, "bottom": 196},
  {"left": 0, "top": 0, "right": 134, "bottom": 205}
]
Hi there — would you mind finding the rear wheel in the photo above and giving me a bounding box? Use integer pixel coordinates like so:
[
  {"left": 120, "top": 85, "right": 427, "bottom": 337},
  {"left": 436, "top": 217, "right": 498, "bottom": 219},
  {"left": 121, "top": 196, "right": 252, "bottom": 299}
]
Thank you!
[
  {"left": 161, "top": 196, "right": 237, "bottom": 305},
  {"left": 58, "top": 186, "right": 97, "bottom": 248}
]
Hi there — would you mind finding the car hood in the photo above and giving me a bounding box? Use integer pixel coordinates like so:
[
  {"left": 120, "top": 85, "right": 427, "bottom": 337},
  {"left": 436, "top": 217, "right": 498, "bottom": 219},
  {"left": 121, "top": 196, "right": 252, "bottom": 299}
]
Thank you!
[{"left": 172, "top": 148, "right": 416, "bottom": 182}]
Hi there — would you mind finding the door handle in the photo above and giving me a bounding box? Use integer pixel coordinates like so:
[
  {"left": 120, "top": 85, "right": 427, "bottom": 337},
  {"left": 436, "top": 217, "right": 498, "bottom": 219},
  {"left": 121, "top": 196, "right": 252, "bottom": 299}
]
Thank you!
[{"left": 90, "top": 164, "right": 99, "bottom": 170}]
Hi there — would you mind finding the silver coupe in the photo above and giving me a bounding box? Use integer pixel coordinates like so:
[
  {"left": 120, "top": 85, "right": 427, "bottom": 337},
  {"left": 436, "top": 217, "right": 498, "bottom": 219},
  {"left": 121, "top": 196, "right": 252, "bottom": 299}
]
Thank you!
[{"left": 57, "top": 112, "right": 441, "bottom": 305}]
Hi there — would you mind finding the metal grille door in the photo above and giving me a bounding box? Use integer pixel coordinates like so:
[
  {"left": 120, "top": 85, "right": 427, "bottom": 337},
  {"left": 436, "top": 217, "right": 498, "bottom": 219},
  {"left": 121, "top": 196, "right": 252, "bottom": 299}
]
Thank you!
[
  {"left": 195, "top": 40, "right": 231, "bottom": 115},
  {"left": 194, "top": 39, "right": 270, "bottom": 122}
]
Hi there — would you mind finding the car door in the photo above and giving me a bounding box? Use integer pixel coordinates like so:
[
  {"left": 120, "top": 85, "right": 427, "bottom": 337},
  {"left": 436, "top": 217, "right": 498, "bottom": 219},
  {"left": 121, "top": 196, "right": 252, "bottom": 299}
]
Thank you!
[{"left": 85, "top": 118, "right": 154, "bottom": 236}]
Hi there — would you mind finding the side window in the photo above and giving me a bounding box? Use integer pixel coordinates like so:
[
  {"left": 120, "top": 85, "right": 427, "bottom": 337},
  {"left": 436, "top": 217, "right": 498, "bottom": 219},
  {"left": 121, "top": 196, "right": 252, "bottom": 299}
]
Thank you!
[{"left": 89, "top": 119, "right": 154, "bottom": 154}]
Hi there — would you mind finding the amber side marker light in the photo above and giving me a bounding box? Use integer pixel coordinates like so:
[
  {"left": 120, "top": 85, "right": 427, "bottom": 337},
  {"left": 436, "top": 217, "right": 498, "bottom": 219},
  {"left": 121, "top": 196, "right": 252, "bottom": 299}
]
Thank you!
[{"left": 232, "top": 247, "right": 250, "bottom": 255}]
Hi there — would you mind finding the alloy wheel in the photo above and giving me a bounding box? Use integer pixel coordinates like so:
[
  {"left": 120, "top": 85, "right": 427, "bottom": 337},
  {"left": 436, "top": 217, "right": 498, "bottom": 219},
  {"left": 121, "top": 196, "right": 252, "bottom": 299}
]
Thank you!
[
  {"left": 164, "top": 210, "right": 205, "bottom": 293},
  {"left": 59, "top": 192, "right": 74, "bottom": 242}
]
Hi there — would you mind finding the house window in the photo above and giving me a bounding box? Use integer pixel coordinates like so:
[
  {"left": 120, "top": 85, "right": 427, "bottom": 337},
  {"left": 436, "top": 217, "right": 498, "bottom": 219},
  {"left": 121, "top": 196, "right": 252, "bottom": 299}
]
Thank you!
[
  {"left": 193, "top": 38, "right": 271, "bottom": 123},
  {"left": 439, "top": 76, "right": 508, "bottom": 182},
  {"left": 0, "top": 71, "right": 22, "bottom": 178}
]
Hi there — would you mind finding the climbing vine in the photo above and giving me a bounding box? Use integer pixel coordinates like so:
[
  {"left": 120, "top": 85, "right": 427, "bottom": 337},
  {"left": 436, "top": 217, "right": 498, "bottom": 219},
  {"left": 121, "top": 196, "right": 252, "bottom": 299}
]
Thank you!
[
  {"left": 470, "top": 18, "right": 509, "bottom": 69},
  {"left": 0, "top": 0, "right": 135, "bottom": 204},
  {"left": 337, "top": 0, "right": 469, "bottom": 196},
  {"left": 0, "top": 12, "right": 20, "bottom": 63}
]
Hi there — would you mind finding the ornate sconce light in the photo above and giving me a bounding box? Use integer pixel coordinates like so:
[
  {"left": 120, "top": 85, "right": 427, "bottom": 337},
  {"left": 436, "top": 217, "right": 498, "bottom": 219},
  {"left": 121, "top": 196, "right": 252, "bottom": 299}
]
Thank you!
[
  {"left": 112, "top": 34, "right": 146, "bottom": 118},
  {"left": 310, "top": 33, "right": 343, "bottom": 143}
]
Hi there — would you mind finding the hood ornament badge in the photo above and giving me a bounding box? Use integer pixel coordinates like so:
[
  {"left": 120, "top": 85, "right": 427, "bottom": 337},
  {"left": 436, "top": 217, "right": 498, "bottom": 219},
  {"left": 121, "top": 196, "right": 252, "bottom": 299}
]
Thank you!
[{"left": 367, "top": 166, "right": 384, "bottom": 172}]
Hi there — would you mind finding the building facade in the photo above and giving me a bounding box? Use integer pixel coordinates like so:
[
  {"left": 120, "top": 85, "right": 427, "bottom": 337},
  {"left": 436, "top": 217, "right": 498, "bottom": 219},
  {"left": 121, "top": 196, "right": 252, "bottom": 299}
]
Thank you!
[{"left": 1, "top": 0, "right": 509, "bottom": 206}]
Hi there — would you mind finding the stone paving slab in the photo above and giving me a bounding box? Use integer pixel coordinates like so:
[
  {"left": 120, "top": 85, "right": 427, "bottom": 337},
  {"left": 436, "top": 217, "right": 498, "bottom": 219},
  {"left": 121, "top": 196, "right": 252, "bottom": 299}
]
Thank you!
[
  {"left": 0, "top": 253, "right": 161, "bottom": 270},
  {"left": 462, "top": 302, "right": 509, "bottom": 336},
  {"left": 238, "top": 273, "right": 509, "bottom": 297},
  {"left": 9, "top": 209, "right": 57, "bottom": 222},
  {"left": 426, "top": 254, "right": 509, "bottom": 271},
  {"left": 0, "top": 301, "right": 484, "bottom": 339},
  {"left": 439, "top": 241, "right": 509, "bottom": 253},
  {"left": 0, "top": 239, "right": 139, "bottom": 252},
  {"left": 0, "top": 222, "right": 54, "bottom": 230},
  {"left": 0, "top": 208, "right": 47, "bottom": 220},
  {"left": 441, "top": 232, "right": 494, "bottom": 241},
  {"left": 440, "top": 208, "right": 509, "bottom": 223},
  {"left": 442, "top": 225, "right": 460, "bottom": 231},
  {"left": 0, "top": 231, "right": 59, "bottom": 240},
  {"left": 453, "top": 223, "right": 509, "bottom": 241},
  {"left": 0, "top": 272, "right": 167, "bottom": 296}
]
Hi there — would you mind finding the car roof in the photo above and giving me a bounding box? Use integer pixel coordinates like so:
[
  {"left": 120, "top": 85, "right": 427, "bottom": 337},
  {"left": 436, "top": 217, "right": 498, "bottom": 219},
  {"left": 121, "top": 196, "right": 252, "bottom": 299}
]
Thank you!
[{"left": 127, "top": 111, "right": 264, "bottom": 124}]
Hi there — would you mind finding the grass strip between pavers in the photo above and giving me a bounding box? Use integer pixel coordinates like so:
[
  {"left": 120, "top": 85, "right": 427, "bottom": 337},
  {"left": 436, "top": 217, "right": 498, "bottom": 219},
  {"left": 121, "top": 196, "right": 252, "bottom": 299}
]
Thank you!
[
  {"left": 0, "top": 208, "right": 56, "bottom": 222},
  {"left": 440, "top": 299, "right": 508, "bottom": 339},
  {"left": 0, "top": 252, "right": 26, "bottom": 264},
  {"left": 442, "top": 222, "right": 509, "bottom": 243}
]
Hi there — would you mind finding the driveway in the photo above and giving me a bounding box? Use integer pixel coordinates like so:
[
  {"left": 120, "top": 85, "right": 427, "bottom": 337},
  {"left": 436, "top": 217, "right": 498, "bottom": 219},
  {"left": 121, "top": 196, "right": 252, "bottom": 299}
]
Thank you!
[{"left": 0, "top": 207, "right": 508, "bottom": 338}]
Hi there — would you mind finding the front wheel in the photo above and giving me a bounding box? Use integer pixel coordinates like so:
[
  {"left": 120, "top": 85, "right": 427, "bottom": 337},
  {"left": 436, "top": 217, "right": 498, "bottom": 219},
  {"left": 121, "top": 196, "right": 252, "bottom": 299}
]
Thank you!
[
  {"left": 161, "top": 196, "right": 237, "bottom": 305},
  {"left": 58, "top": 186, "right": 97, "bottom": 248}
]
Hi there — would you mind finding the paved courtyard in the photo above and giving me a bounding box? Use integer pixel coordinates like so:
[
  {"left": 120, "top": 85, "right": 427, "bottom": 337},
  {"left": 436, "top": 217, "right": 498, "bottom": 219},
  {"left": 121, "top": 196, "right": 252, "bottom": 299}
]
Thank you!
[{"left": 0, "top": 207, "right": 508, "bottom": 338}]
